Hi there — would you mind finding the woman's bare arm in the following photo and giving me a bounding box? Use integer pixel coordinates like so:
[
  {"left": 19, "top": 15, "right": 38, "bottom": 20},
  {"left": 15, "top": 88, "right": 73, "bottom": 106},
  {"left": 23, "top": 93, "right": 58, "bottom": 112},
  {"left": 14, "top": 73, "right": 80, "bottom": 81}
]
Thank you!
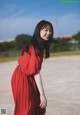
[{"left": 34, "top": 73, "right": 47, "bottom": 109}]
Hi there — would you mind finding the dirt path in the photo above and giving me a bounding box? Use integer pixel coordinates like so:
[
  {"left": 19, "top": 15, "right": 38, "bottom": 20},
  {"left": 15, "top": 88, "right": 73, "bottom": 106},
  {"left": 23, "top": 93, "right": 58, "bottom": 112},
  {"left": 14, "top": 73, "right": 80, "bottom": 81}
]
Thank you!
[{"left": 0, "top": 55, "right": 80, "bottom": 115}]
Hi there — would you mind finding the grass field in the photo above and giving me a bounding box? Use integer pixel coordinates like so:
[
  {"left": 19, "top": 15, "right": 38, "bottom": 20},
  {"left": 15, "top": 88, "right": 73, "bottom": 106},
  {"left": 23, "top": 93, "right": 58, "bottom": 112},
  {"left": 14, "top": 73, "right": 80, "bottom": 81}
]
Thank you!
[
  {"left": 0, "top": 56, "right": 19, "bottom": 63},
  {"left": 50, "top": 50, "right": 80, "bottom": 57},
  {"left": 0, "top": 50, "right": 80, "bottom": 63}
]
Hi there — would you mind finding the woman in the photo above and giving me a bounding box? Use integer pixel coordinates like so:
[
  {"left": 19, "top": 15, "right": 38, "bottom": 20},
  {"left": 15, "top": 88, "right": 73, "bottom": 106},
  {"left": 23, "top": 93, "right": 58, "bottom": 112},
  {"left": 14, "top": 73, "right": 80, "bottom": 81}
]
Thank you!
[{"left": 11, "top": 20, "right": 54, "bottom": 115}]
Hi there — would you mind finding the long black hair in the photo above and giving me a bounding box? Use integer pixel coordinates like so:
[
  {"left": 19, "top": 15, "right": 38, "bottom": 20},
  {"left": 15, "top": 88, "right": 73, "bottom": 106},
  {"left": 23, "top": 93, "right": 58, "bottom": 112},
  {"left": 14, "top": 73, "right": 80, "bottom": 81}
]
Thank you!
[{"left": 22, "top": 20, "right": 54, "bottom": 58}]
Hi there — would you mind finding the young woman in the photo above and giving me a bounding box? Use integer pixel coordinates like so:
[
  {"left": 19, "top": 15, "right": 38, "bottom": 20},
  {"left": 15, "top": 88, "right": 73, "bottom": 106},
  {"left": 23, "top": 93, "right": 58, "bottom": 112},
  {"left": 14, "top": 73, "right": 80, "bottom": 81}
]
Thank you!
[{"left": 11, "top": 20, "right": 54, "bottom": 115}]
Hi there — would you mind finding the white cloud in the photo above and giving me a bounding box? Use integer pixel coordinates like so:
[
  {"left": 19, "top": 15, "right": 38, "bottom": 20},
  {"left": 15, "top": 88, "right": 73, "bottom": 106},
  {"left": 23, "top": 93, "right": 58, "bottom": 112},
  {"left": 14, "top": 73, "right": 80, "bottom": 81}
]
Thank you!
[
  {"left": 0, "top": 16, "right": 41, "bottom": 40},
  {"left": 0, "top": 3, "right": 43, "bottom": 40},
  {"left": 6, "top": 9, "right": 24, "bottom": 19},
  {"left": 53, "top": 12, "right": 80, "bottom": 37},
  {"left": 0, "top": 3, "right": 23, "bottom": 19},
  {"left": 0, "top": 6, "right": 80, "bottom": 40}
]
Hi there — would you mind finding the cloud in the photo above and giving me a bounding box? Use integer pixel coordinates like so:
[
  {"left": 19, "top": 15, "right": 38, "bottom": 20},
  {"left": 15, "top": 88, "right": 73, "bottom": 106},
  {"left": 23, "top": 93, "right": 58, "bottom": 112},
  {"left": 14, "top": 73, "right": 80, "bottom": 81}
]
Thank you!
[
  {"left": 0, "top": 3, "right": 23, "bottom": 19},
  {"left": 53, "top": 12, "right": 80, "bottom": 36},
  {"left": 0, "top": 16, "right": 41, "bottom": 40},
  {"left": 0, "top": 3, "right": 80, "bottom": 40},
  {"left": 0, "top": 13, "right": 80, "bottom": 40},
  {"left": 6, "top": 10, "right": 24, "bottom": 19}
]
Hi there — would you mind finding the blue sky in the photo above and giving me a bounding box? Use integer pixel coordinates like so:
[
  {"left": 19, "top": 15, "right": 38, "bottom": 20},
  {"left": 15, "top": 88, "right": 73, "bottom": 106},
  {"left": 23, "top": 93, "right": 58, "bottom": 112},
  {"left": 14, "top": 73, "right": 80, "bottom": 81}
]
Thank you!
[{"left": 0, "top": 0, "right": 80, "bottom": 41}]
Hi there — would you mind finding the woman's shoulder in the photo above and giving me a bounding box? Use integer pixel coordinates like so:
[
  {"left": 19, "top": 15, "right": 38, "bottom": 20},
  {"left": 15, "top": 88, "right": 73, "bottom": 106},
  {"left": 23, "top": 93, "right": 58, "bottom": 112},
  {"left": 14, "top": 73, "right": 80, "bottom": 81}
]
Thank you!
[
  {"left": 30, "top": 43, "right": 43, "bottom": 58},
  {"left": 28, "top": 43, "right": 35, "bottom": 54}
]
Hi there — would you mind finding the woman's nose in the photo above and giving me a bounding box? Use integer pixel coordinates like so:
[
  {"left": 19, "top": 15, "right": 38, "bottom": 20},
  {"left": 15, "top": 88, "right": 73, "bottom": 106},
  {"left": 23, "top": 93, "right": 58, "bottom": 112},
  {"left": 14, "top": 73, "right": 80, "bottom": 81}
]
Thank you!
[{"left": 47, "top": 31, "right": 51, "bottom": 35}]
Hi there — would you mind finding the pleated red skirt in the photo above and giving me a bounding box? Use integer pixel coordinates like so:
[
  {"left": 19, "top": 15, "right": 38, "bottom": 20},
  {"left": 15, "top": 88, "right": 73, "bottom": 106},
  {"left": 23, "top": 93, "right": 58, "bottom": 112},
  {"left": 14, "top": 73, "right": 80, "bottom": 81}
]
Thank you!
[{"left": 11, "top": 65, "right": 46, "bottom": 115}]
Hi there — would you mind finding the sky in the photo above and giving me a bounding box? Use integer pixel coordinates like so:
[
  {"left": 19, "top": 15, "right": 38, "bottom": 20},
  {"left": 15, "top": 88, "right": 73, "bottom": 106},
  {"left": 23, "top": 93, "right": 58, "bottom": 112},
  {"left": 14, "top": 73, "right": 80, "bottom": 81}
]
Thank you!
[{"left": 0, "top": 0, "right": 80, "bottom": 41}]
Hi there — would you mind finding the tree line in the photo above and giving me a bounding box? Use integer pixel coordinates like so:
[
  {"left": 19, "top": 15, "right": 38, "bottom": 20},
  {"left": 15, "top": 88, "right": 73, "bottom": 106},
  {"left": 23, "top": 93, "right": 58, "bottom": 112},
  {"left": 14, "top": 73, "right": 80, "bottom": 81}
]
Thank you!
[{"left": 0, "top": 32, "right": 80, "bottom": 57}]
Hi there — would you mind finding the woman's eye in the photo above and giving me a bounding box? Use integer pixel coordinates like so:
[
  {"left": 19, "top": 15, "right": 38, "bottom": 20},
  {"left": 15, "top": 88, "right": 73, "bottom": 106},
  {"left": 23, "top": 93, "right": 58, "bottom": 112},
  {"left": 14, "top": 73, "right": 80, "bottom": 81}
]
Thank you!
[
  {"left": 44, "top": 29, "right": 47, "bottom": 31},
  {"left": 50, "top": 31, "right": 52, "bottom": 34}
]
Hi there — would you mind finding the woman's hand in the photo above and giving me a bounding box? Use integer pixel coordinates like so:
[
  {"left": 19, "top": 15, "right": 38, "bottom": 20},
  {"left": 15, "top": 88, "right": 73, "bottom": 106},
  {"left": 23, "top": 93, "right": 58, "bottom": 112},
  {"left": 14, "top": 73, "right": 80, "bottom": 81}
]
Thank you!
[
  {"left": 34, "top": 73, "right": 47, "bottom": 109},
  {"left": 39, "top": 94, "right": 47, "bottom": 109}
]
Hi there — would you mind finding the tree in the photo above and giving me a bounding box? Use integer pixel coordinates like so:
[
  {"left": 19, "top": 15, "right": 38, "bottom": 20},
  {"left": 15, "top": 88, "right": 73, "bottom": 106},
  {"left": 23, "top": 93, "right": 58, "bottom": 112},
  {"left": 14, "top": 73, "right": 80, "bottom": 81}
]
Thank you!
[
  {"left": 73, "top": 32, "right": 80, "bottom": 42},
  {"left": 72, "top": 32, "right": 80, "bottom": 49},
  {"left": 15, "top": 34, "right": 32, "bottom": 50}
]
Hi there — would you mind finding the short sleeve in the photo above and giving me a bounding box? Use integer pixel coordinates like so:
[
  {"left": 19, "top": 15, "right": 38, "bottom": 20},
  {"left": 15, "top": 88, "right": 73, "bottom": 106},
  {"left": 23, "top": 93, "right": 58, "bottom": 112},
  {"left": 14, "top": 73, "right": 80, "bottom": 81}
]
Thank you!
[{"left": 18, "top": 45, "right": 43, "bottom": 76}]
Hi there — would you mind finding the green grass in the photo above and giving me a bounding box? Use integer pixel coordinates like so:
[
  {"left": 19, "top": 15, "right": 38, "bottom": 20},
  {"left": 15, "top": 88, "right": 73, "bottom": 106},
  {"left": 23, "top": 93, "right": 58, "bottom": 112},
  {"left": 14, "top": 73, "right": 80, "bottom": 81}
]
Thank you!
[
  {"left": 0, "top": 56, "right": 19, "bottom": 63},
  {"left": 0, "top": 50, "right": 80, "bottom": 63},
  {"left": 50, "top": 50, "right": 80, "bottom": 57}
]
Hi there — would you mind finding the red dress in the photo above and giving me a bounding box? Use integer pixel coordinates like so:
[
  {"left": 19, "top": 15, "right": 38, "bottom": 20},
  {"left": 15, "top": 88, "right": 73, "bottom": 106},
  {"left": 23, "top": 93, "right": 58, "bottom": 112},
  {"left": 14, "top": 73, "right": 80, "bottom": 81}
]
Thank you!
[{"left": 11, "top": 45, "right": 46, "bottom": 115}]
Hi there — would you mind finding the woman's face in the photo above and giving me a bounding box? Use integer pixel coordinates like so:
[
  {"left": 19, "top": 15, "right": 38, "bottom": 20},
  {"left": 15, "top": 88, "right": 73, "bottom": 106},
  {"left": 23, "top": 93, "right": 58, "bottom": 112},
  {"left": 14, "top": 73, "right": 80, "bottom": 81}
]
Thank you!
[{"left": 40, "top": 25, "right": 52, "bottom": 41}]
